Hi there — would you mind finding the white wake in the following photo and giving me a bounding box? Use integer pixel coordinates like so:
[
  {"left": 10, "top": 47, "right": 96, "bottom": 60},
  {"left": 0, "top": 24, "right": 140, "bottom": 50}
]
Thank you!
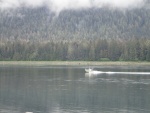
[{"left": 87, "top": 71, "right": 150, "bottom": 75}]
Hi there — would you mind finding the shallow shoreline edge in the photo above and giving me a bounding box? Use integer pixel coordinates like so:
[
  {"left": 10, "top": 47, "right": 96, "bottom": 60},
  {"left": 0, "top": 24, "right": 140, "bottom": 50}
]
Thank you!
[{"left": 0, "top": 61, "right": 149, "bottom": 66}]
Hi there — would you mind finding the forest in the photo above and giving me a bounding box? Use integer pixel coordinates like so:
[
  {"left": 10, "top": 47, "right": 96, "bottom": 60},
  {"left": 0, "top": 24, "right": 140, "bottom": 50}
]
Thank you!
[
  {"left": 0, "top": 7, "right": 150, "bottom": 61},
  {"left": 0, "top": 38, "right": 150, "bottom": 61},
  {"left": 0, "top": 7, "right": 150, "bottom": 40}
]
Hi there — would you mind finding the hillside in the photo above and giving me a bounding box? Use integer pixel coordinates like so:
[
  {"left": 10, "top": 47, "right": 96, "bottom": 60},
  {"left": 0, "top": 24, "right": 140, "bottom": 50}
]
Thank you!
[
  {"left": 0, "top": 7, "right": 150, "bottom": 61},
  {"left": 0, "top": 7, "right": 150, "bottom": 40}
]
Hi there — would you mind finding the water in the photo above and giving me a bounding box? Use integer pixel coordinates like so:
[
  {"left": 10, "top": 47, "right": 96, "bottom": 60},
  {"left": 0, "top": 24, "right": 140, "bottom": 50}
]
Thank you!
[{"left": 0, "top": 65, "right": 150, "bottom": 113}]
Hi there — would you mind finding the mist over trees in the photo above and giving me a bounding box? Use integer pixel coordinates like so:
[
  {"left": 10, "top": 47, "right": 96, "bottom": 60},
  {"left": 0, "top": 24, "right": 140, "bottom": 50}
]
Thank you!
[
  {"left": 0, "top": 7, "right": 150, "bottom": 61},
  {"left": 1, "top": 7, "right": 150, "bottom": 40}
]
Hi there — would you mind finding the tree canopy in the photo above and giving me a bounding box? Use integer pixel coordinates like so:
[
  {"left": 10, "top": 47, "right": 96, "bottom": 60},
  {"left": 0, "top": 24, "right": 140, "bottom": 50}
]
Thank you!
[{"left": 0, "top": 7, "right": 150, "bottom": 61}]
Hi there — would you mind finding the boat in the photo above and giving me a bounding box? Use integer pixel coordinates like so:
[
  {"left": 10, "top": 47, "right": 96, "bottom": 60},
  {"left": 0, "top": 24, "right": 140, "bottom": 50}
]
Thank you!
[
  {"left": 85, "top": 68, "right": 95, "bottom": 73},
  {"left": 85, "top": 68, "right": 103, "bottom": 75}
]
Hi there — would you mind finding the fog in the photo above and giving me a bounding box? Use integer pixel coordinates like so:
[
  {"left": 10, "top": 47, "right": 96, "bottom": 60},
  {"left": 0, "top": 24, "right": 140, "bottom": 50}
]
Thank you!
[{"left": 0, "top": 0, "right": 146, "bottom": 13}]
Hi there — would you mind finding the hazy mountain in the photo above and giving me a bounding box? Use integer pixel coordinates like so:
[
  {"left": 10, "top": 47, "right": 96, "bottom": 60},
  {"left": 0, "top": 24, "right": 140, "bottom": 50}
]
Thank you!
[
  {"left": 0, "top": 0, "right": 150, "bottom": 40},
  {"left": 0, "top": 6, "right": 150, "bottom": 40},
  {"left": 0, "top": 2, "right": 150, "bottom": 61}
]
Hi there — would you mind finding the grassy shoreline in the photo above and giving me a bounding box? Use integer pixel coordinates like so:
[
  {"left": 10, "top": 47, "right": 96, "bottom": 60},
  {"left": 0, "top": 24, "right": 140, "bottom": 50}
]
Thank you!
[{"left": 0, "top": 61, "right": 149, "bottom": 66}]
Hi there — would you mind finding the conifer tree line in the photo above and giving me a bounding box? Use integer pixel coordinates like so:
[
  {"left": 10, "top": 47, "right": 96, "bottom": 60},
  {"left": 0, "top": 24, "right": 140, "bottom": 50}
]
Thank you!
[{"left": 0, "top": 38, "right": 150, "bottom": 61}]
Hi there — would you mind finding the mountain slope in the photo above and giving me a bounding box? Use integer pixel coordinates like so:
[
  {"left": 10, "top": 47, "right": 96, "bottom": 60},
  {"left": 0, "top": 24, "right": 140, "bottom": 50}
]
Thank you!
[{"left": 0, "top": 7, "right": 150, "bottom": 40}]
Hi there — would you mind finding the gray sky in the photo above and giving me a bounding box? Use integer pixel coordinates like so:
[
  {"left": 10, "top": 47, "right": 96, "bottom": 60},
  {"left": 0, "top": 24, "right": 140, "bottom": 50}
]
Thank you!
[{"left": 0, "top": 0, "right": 146, "bottom": 13}]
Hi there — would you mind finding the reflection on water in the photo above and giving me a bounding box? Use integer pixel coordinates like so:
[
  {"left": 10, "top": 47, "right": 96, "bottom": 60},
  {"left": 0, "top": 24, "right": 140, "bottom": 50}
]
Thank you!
[{"left": 0, "top": 66, "right": 150, "bottom": 113}]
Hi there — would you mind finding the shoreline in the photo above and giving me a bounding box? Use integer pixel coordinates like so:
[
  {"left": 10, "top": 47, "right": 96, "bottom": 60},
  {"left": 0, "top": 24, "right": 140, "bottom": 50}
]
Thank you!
[{"left": 0, "top": 61, "right": 149, "bottom": 66}]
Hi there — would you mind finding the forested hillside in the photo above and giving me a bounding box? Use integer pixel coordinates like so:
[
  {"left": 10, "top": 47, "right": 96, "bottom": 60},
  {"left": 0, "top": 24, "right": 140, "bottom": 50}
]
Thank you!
[
  {"left": 0, "top": 7, "right": 150, "bottom": 40},
  {"left": 0, "top": 7, "right": 150, "bottom": 61}
]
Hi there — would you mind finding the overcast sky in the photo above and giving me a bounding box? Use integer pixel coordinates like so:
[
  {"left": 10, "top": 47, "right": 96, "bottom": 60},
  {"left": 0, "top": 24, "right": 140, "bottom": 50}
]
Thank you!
[{"left": 0, "top": 0, "right": 146, "bottom": 13}]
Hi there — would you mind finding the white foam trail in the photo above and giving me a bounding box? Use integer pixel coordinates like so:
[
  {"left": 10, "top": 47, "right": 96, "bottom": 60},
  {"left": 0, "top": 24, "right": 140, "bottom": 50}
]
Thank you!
[
  {"left": 88, "top": 71, "right": 150, "bottom": 75},
  {"left": 106, "top": 72, "right": 150, "bottom": 75}
]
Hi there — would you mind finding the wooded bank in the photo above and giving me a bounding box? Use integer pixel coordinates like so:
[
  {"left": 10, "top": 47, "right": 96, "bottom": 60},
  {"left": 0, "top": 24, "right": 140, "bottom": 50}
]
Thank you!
[{"left": 0, "top": 39, "right": 150, "bottom": 61}]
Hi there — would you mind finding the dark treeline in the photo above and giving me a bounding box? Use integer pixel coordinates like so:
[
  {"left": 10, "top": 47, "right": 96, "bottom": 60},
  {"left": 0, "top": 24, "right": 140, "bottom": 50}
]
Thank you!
[{"left": 0, "top": 38, "right": 150, "bottom": 61}]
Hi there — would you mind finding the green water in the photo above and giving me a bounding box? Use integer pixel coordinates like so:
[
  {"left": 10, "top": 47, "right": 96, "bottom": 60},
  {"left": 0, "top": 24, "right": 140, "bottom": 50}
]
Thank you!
[{"left": 0, "top": 65, "right": 150, "bottom": 113}]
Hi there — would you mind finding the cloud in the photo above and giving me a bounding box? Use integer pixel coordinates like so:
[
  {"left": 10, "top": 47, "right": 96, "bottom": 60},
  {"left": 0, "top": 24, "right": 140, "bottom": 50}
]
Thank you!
[
  {"left": 0, "top": 0, "right": 19, "bottom": 9},
  {"left": 0, "top": 0, "right": 146, "bottom": 12}
]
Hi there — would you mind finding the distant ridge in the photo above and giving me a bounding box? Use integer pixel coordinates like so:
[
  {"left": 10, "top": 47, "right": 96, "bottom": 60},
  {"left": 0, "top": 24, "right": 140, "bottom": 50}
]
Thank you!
[{"left": 0, "top": 7, "right": 150, "bottom": 40}]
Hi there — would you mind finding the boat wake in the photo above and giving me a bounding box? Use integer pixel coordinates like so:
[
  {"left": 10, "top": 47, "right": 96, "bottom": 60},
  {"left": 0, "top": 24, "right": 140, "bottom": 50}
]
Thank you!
[
  {"left": 96, "top": 71, "right": 150, "bottom": 75},
  {"left": 85, "top": 69, "right": 150, "bottom": 75}
]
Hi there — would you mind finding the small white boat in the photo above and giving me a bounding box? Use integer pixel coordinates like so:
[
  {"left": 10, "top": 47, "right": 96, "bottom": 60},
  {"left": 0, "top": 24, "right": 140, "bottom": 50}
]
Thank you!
[
  {"left": 85, "top": 68, "right": 96, "bottom": 73},
  {"left": 85, "top": 68, "right": 103, "bottom": 75},
  {"left": 85, "top": 68, "right": 94, "bottom": 73}
]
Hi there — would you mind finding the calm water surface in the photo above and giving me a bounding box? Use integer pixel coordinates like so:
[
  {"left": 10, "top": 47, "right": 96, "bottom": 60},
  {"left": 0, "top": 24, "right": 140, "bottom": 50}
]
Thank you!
[{"left": 0, "top": 65, "right": 150, "bottom": 113}]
